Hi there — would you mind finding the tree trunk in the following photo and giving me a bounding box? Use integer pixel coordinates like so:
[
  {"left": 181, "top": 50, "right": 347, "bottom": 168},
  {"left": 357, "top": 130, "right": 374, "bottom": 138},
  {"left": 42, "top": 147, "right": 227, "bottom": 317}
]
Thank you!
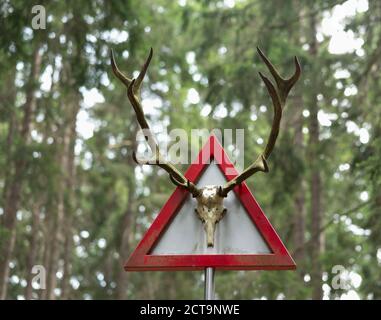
[
  {"left": 45, "top": 95, "right": 79, "bottom": 299},
  {"left": 61, "top": 96, "right": 78, "bottom": 300},
  {"left": 40, "top": 209, "right": 53, "bottom": 300},
  {"left": 61, "top": 216, "right": 72, "bottom": 299},
  {"left": 0, "top": 45, "right": 42, "bottom": 300},
  {"left": 25, "top": 203, "right": 41, "bottom": 299},
  {"left": 293, "top": 94, "right": 306, "bottom": 261},
  {"left": 45, "top": 134, "right": 69, "bottom": 299},
  {"left": 116, "top": 186, "right": 134, "bottom": 300},
  {"left": 307, "top": 11, "right": 323, "bottom": 300},
  {"left": 1, "top": 70, "right": 17, "bottom": 207},
  {"left": 115, "top": 125, "right": 138, "bottom": 300}
]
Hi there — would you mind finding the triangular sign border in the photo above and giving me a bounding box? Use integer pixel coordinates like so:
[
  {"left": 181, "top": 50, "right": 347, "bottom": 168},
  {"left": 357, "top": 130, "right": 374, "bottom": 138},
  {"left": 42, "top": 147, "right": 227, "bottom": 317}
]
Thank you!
[{"left": 125, "top": 135, "right": 296, "bottom": 271}]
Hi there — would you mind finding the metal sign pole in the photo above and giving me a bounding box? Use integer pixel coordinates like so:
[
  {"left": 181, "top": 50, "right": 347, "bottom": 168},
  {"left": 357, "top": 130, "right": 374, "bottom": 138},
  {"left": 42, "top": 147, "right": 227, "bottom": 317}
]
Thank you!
[{"left": 204, "top": 267, "right": 215, "bottom": 300}]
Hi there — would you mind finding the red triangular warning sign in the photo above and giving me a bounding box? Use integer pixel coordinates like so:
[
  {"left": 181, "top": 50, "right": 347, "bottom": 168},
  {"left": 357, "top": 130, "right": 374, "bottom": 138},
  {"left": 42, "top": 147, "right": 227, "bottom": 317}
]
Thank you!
[{"left": 125, "top": 135, "right": 296, "bottom": 271}]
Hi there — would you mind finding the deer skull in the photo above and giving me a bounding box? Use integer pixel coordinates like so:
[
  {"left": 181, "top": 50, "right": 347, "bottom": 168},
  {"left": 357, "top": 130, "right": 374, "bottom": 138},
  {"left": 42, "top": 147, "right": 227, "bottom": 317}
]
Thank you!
[
  {"left": 194, "top": 186, "right": 226, "bottom": 247},
  {"left": 111, "top": 46, "right": 300, "bottom": 248}
]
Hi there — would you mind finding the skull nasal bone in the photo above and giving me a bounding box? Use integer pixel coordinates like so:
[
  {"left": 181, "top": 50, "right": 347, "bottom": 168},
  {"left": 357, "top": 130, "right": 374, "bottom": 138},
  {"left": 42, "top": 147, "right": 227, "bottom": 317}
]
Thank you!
[{"left": 205, "top": 221, "right": 216, "bottom": 247}]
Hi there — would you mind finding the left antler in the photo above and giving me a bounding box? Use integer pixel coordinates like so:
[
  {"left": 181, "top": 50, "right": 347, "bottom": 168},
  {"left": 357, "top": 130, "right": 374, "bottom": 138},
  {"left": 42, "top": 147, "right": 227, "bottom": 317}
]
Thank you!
[
  {"left": 111, "top": 48, "right": 201, "bottom": 197},
  {"left": 219, "top": 47, "right": 301, "bottom": 197}
]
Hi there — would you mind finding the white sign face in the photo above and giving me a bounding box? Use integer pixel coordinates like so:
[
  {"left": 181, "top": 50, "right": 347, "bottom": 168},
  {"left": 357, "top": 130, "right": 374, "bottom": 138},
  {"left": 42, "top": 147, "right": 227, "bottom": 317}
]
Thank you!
[{"left": 151, "top": 161, "right": 271, "bottom": 255}]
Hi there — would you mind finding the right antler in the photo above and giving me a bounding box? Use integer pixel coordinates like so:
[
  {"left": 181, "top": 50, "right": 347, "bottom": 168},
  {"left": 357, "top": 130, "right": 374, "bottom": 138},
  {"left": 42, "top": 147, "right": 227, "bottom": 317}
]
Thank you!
[
  {"left": 219, "top": 47, "right": 301, "bottom": 197},
  {"left": 111, "top": 48, "right": 201, "bottom": 197}
]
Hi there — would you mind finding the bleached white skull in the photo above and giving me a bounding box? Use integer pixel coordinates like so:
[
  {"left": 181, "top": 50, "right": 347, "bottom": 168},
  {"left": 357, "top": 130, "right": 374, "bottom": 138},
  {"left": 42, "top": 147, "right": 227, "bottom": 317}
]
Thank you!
[{"left": 194, "top": 185, "right": 227, "bottom": 247}]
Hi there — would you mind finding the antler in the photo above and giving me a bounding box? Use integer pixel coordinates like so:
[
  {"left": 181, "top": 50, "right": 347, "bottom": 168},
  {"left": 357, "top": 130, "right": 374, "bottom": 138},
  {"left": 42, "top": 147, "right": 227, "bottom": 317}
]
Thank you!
[
  {"left": 219, "top": 47, "right": 301, "bottom": 197},
  {"left": 111, "top": 48, "right": 201, "bottom": 197}
]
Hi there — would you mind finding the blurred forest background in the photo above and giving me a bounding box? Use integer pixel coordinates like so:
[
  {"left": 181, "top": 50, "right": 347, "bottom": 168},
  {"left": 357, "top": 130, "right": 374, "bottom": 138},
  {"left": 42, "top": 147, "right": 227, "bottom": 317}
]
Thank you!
[{"left": 0, "top": 0, "right": 380, "bottom": 300}]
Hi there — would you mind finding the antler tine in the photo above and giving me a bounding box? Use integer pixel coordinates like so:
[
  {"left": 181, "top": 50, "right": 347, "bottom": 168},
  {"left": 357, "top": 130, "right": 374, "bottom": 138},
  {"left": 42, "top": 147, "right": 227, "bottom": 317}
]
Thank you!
[
  {"left": 110, "top": 49, "right": 132, "bottom": 88},
  {"left": 257, "top": 47, "right": 301, "bottom": 159},
  {"left": 135, "top": 47, "right": 153, "bottom": 93},
  {"left": 111, "top": 48, "right": 201, "bottom": 197},
  {"left": 132, "top": 150, "right": 200, "bottom": 196},
  {"left": 219, "top": 48, "right": 300, "bottom": 197},
  {"left": 256, "top": 47, "right": 301, "bottom": 102},
  {"left": 127, "top": 78, "right": 155, "bottom": 148},
  {"left": 110, "top": 47, "right": 153, "bottom": 96},
  {"left": 169, "top": 175, "right": 201, "bottom": 197},
  {"left": 258, "top": 71, "right": 282, "bottom": 160}
]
